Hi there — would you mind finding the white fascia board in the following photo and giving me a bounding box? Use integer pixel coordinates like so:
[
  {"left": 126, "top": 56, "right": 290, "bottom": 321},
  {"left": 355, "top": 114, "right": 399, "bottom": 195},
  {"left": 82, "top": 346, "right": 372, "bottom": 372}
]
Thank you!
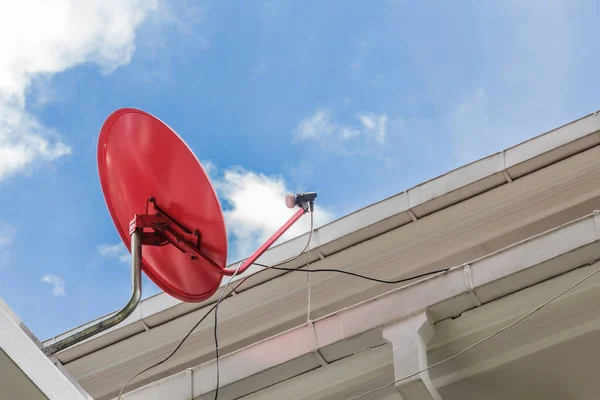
[
  {"left": 44, "top": 110, "right": 600, "bottom": 355},
  {"left": 505, "top": 111, "right": 600, "bottom": 170},
  {"left": 120, "top": 212, "right": 600, "bottom": 400},
  {"left": 0, "top": 300, "right": 92, "bottom": 400}
]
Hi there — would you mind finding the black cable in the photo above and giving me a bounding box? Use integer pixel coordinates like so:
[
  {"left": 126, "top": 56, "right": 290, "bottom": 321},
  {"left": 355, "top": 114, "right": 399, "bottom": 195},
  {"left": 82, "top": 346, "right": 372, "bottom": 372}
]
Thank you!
[
  {"left": 118, "top": 209, "right": 447, "bottom": 399},
  {"left": 119, "top": 263, "right": 448, "bottom": 398},
  {"left": 213, "top": 212, "right": 316, "bottom": 399},
  {"left": 117, "top": 300, "right": 217, "bottom": 399},
  {"left": 118, "top": 212, "right": 315, "bottom": 399},
  {"left": 118, "top": 272, "right": 252, "bottom": 400},
  {"left": 213, "top": 211, "right": 317, "bottom": 399},
  {"left": 214, "top": 303, "right": 220, "bottom": 399},
  {"left": 210, "top": 262, "right": 447, "bottom": 400},
  {"left": 256, "top": 263, "right": 449, "bottom": 285}
]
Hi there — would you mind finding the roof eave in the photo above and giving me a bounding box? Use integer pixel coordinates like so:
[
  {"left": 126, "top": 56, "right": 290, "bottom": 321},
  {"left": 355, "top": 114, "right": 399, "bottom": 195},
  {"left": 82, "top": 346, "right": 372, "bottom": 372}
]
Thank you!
[
  {"left": 44, "top": 110, "right": 600, "bottom": 352},
  {"left": 120, "top": 211, "right": 600, "bottom": 399}
]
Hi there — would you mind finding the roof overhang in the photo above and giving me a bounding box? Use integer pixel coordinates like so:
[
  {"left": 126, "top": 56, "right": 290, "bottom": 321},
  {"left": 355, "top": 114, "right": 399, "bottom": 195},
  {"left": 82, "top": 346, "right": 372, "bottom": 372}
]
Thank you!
[
  {"left": 120, "top": 211, "right": 600, "bottom": 399},
  {"left": 44, "top": 110, "right": 600, "bottom": 399}
]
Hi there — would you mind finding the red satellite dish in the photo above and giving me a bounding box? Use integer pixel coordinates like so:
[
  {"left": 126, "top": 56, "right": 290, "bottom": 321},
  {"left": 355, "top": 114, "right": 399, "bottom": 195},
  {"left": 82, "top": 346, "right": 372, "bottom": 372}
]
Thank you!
[
  {"left": 97, "top": 107, "right": 317, "bottom": 303},
  {"left": 42, "top": 107, "right": 316, "bottom": 356},
  {"left": 97, "top": 108, "right": 227, "bottom": 302}
]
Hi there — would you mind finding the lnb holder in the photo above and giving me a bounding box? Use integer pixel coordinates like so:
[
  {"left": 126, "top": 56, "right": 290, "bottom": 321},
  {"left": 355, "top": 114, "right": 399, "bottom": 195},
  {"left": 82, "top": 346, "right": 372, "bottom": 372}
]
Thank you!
[{"left": 285, "top": 192, "right": 317, "bottom": 212}]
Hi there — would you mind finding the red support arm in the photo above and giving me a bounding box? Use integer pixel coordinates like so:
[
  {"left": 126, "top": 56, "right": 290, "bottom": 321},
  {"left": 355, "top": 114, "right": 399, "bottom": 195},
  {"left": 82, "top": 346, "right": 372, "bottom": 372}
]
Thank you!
[{"left": 222, "top": 207, "right": 307, "bottom": 276}]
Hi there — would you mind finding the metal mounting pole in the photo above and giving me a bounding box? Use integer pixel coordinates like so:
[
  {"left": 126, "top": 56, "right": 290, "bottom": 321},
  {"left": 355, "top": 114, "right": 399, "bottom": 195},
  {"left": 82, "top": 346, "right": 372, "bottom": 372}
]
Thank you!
[{"left": 43, "top": 229, "right": 143, "bottom": 356}]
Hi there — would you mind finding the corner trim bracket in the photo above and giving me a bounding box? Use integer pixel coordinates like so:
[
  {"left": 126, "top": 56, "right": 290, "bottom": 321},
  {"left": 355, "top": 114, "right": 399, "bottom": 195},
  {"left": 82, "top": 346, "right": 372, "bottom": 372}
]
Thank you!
[{"left": 382, "top": 311, "right": 443, "bottom": 400}]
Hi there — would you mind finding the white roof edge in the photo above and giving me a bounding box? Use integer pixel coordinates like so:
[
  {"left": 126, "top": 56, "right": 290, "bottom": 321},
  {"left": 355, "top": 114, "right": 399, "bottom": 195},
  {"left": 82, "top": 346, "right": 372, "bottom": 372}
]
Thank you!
[
  {"left": 0, "top": 300, "right": 93, "bottom": 400},
  {"left": 0, "top": 299, "right": 42, "bottom": 347},
  {"left": 44, "top": 110, "right": 600, "bottom": 346},
  {"left": 121, "top": 211, "right": 600, "bottom": 399}
]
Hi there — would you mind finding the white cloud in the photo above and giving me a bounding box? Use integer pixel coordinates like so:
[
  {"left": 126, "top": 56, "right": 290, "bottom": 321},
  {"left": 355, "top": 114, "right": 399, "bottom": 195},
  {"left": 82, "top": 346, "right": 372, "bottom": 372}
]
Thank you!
[
  {"left": 358, "top": 113, "right": 387, "bottom": 144},
  {"left": 211, "top": 166, "right": 334, "bottom": 261},
  {"left": 294, "top": 108, "right": 388, "bottom": 151},
  {"left": 41, "top": 274, "right": 66, "bottom": 297},
  {"left": 0, "top": 0, "right": 160, "bottom": 182},
  {"left": 294, "top": 109, "right": 335, "bottom": 141},
  {"left": 98, "top": 243, "right": 130, "bottom": 264}
]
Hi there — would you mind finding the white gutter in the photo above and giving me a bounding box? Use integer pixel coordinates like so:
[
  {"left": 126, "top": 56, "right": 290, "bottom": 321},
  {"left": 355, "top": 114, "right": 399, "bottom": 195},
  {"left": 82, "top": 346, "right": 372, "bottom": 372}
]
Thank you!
[
  {"left": 44, "top": 110, "right": 600, "bottom": 357},
  {"left": 120, "top": 211, "right": 600, "bottom": 399}
]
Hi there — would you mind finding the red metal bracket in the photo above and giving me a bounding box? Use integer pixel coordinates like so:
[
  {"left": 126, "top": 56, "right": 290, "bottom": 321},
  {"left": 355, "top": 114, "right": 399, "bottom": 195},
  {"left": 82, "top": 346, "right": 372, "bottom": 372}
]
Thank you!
[
  {"left": 130, "top": 197, "right": 223, "bottom": 272},
  {"left": 131, "top": 196, "right": 310, "bottom": 277}
]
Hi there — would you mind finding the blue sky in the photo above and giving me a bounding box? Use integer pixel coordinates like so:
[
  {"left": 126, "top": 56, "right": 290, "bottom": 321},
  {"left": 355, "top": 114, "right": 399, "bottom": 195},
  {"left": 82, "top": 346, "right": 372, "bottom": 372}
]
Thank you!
[{"left": 1, "top": 0, "right": 600, "bottom": 340}]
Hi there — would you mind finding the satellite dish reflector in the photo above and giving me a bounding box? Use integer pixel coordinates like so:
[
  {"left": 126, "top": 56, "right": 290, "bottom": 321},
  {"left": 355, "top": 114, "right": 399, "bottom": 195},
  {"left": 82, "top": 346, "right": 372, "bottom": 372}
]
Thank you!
[
  {"left": 42, "top": 107, "right": 316, "bottom": 356},
  {"left": 97, "top": 108, "right": 227, "bottom": 302}
]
